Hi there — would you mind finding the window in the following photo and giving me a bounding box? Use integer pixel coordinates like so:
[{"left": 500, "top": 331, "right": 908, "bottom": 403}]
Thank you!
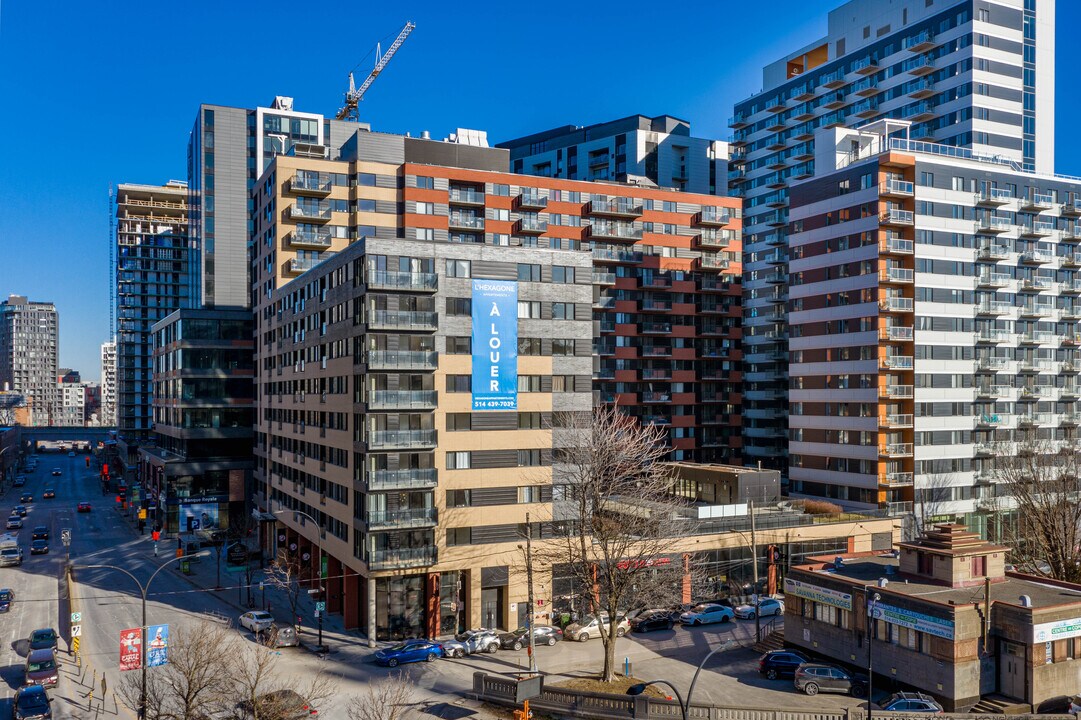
[
  {"left": 920, "top": 172, "right": 934, "bottom": 187},
  {"left": 447, "top": 451, "right": 471, "bottom": 469},
  {"left": 552, "top": 302, "right": 572, "bottom": 320},
  {"left": 358, "top": 199, "right": 377, "bottom": 212},
  {"left": 490, "top": 234, "right": 509, "bottom": 246},
  {"left": 494, "top": 208, "right": 509, "bottom": 221},
  {"left": 518, "top": 338, "right": 542, "bottom": 355},
  {"left": 552, "top": 266, "right": 575, "bottom": 284},
  {"left": 416, "top": 202, "right": 434, "bottom": 215},
  {"left": 358, "top": 173, "right": 377, "bottom": 186},
  {"left": 415, "top": 228, "right": 434, "bottom": 241},
  {"left": 446, "top": 375, "right": 471, "bottom": 392},
  {"left": 447, "top": 489, "right": 471, "bottom": 507},
  {"left": 552, "top": 339, "right": 575, "bottom": 355},
  {"left": 518, "top": 301, "right": 541, "bottom": 319},
  {"left": 518, "top": 412, "right": 542, "bottom": 429},
  {"left": 491, "top": 184, "right": 510, "bottom": 196},
  {"left": 447, "top": 528, "right": 471, "bottom": 546},
  {"left": 446, "top": 259, "right": 471, "bottom": 278},
  {"left": 517, "top": 449, "right": 542, "bottom": 467},
  {"left": 447, "top": 297, "right": 472, "bottom": 316},
  {"left": 446, "top": 337, "right": 471, "bottom": 354},
  {"left": 517, "top": 375, "right": 542, "bottom": 392},
  {"left": 518, "top": 486, "right": 542, "bottom": 503},
  {"left": 416, "top": 176, "right": 434, "bottom": 189},
  {"left": 447, "top": 413, "right": 471, "bottom": 431},
  {"left": 517, "top": 263, "right": 541, "bottom": 282},
  {"left": 552, "top": 375, "right": 574, "bottom": 391}
]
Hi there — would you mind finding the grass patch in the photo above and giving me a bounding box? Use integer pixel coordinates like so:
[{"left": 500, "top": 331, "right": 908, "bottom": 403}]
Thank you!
[{"left": 551, "top": 676, "right": 669, "bottom": 698}]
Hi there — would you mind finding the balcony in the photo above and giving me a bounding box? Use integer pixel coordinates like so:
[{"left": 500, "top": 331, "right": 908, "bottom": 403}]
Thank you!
[
  {"left": 1063, "top": 280, "right": 1081, "bottom": 294},
  {"left": 910, "top": 78, "right": 936, "bottom": 99},
  {"left": 367, "top": 350, "right": 438, "bottom": 371},
  {"left": 976, "top": 384, "right": 1011, "bottom": 399},
  {"left": 515, "top": 217, "right": 548, "bottom": 234},
  {"left": 288, "top": 256, "right": 324, "bottom": 274},
  {"left": 852, "top": 77, "right": 879, "bottom": 97},
  {"left": 365, "top": 508, "right": 438, "bottom": 530},
  {"left": 1065, "top": 306, "right": 1081, "bottom": 321},
  {"left": 448, "top": 214, "right": 485, "bottom": 231},
  {"left": 1019, "top": 303, "right": 1054, "bottom": 318},
  {"left": 821, "top": 68, "right": 846, "bottom": 88},
  {"left": 1063, "top": 202, "right": 1081, "bottom": 217},
  {"left": 879, "top": 297, "right": 914, "bottom": 313},
  {"left": 695, "top": 207, "right": 733, "bottom": 227},
  {"left": 880, "top": 180, "right": 914, "bottom": 197},
  {"left": 852, "top": 99, "right": 879, "bottom": 118},
  {"left": 288, "top": 204, "right": 332, "bottom": 222},
  {"left": 368, "top": 390, "right": 438, "bottom": 410},
  {"left": 448, "top": 188, "right": 486, "bottom": 206},
  {"left": 880, "top": 472, "right": 914, "bottom": 487},
  {"left": 905, "top": 30, "right": 937, "bottom": 52},
  {"left": 976, "top": 357, "right": 1009, "bottom": 372},
  {"left": 589, "top": 221, "right": 643, "bottom": 241},
  {"left": 881, "top": 413, "right": 914, "bottom": 428},
  {"left": 821, "top": 91, "right": 847, "bottom": 110},
  {"left": 641, "top": 392, "right": 672, "bottom": 403},
  {"left": 592, "top": 271, "right": 616, "bottom": 286},
  {"left": 976, "top": 301, "right": 1011, "bottom": 316},
  {"left": 366, "top": 429, "right": 438, "bottom": 450},
  {"left": 881, "top": 236, "right": 914, "bottom": 255},
  {"left": 1019, "top": 358, "right": 1054, "bottom": 373},
  {"left": 976, "top": 272, "right": 1010, "bottom": 289},
  {"left": 728, "top": 113, "right": 748, "bottom": 129},
  {"left": 881, "top": 384, "right": 914, "bottom": 399},
  {"left": 367, "top": 270, "right": 438, "bottom": 292},
  {"left": 1018, "top": 384, "right": 1054, "bottom": 399},
  {"left": 976, "top": 216, "right": 1012, "bottom": 233},
  {"left": 881, "top": 209, "right": 914, "bottom": 226},
  {"left": 976, "top": 188, "right": 1013, "bottom": 206},
  {"left": 975, "top": 443, "right": 1002, "bottom": 457},
  {"left": 880, "top": 267, "right": 914, "bottom": 284},
  {"left": 1020, "top": 221, "right": 1055, "bottom": 238},
  {"left": 975, "top": 413, "right": 1010, "bottom": 428},
  {"left": 881, "top": 355, "right": 914, "bottom": 370},
  {"left": 1062, "top": 413, "right": 1081, "bottom": 426},
  {"left": 366, "top": 467, "right": 438, "bottom": 492},
  {"left": 1020, "top": 276, "right": 1053, "bottom": 292},
  {"left": 902, "top": 101, "right": 935, "bottom": 122},
  {"left": 642, "top": 322, "right": 672, "bottom": 334},
  {"left": 287, "top": 228, "right": 332, "bottom": 249},
  {"left": 880, "top": 443, "right": 914, "bottom": 458},
  {"left": 880, "top": 325, "right": 914, "bottom": 341},
  {"left": 367, "top": 310, "right": 438, "bottom": 331},
  {"left": 696, "top": 230, "right": 734, "bottom": 249},
  {"left": 289, "top": 174, "right": 332, "bottom": 196},
  {"left": 593, "top": 248, "right": 643, "bottom": 264},
  {"left": 589, "top": 198, "right": 643, "bottom": 218},
  {"left": 976, "top": 244, "right": 1010, "bottom": 261},
  {"left": 907, "top": 55, "right": 935, "bottom": 76},
  {"left": 516, "top": 192, "right": 548, "bottom": 210},
  {"left": 368, "top": 546, "right": 437, "bottom": 570},
  {"left": 975, "top": 328, "right": 1010, "bottom": 343},
  {"left": 698, "top": 256, "right": 731, "bottom": 272},
  {"left": 1018, "top": 413, "right": 1052, "bottom": 427},
  {"left": 1020, "top": 192, "right": 1054, "bottom": 212}
]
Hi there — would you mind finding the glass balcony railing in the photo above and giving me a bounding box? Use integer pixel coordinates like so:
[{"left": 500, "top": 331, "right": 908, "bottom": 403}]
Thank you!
[
  {"left": 448, "top": 214, "right": 485, "bottom": 230},
  {"left": 882, "top": 209, "right": 914, "bottom": 225},
  {"left": 448, "top": 188, "right": 486, "bottom": 205},
  {"left": 367, "top": 390, "right": 438, "bottom": 410},
  {"left": 367, "top": 310, "right": 438, "bottom": 331},
  {"left": 366, "top": 429, "right": 437, "bottom": 450},
  {"left": 290, "top": 174, "right": 332, "bottom": 194},
  {"left": 368, "top": 546, "right": 437, "bottom": 569},
  {"left": 287, "top": 229, "right": 332, "bottom": 248},
  {"left": 367, "top": 269, "right": 438, "bottom": 292},
  {"left": 366, "top": 467, "right": 438, "bottom": 491},
  {"left": 366, "top": 350, "right": 438, "bottom": 370},
  {"left": 365, "top": 508, "right": 438, "bottom": 529},
  {"left": 288, "top": 204, "right": 332, "bottom": 221}
]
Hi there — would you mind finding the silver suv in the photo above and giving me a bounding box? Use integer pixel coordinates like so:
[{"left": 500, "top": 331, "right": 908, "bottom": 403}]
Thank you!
[{"left": 0, "top": 546, "right": 23, "bottom": 567}]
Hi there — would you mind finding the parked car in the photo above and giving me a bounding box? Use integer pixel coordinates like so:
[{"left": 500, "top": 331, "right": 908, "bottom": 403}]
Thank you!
[
  {"left": 758, "top": 650, "right": 810, "bottom": 680},
  {"left": 879, "top": 691, "right": 943, "bottom": 713},
  {"left": 680, "top": 603, "right": 735, "bottom": 626},
  {"left": 77, "top": 501, "right": 91, "bottom": 513},
  {"left": 0, "top": 546, "right": 23, "bottom": 567},
  {"left": 32, "top": 526, "right": 49, "bottom": 540},
  {"left": 443, "top": 629, "right": 501, "bottom": 658},
  {"left": 566, "top": 614, "right": 630, "bottom": 642},
  {"left": 51, "top": 468, "right": 61, "bottom": 476},
  {"left": 735, "top": 598, "right": 784, "bottom": 620},
  {"left": 239, "top": 610, "right": 275, "bottom": 633},
  {"left": 235, "top": 689, "right": 317, "bottom": 718},
  {"left": 498, "top": 625, "right": 562, "bottom": 649},
  {"left": 373, "top": 639, "right": 444, "bottom": 667},
  {"left": 7, "top": 515, "right": 23, "bottom": 530},
  {"left": 20, "top": 493, "right": 33, "bottom": 503},
  {"left": 14, "top": 504, "right": 28, "bottom": 516},
  {"left": 0, "top": 587, "right": 14, "bottom": 612},
  {"left": 28, "top": 628, "right": 59, "bottom": 651},
  {"left": 1068, "top": 695, "right": 1081, "bottom": 717},
  {"left": 30, "top": 539, "right": 49, "bottom": 555},
  {"left": 12, "top": 683, "right": 52, "bottom": 720},
  {"left": 42, "top": 489, "right": 55, "bottom": 499},
  {"left": 265, "top": 623, "right": 299, "bottom": 648},
  {"left": 793, "top": 663, "right": 867, "bottom": 696},
  {"left": 13, "top": 476, "right": 26, "bottom": 487},
  {"left": 24, "top": 648, "right": 59, "bottom": 687},
  {"left": 631, "top": 611, "right": 675, "bottom": 633}
]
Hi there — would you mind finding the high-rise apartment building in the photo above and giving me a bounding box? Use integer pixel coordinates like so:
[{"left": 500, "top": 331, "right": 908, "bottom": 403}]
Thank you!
[
  {"left": 787, "top": 120, "right": 1081, "bottom": 532},
  {"left": 100, "top": 340, "right": 117, "bottom": 426},
  {"left": 498, "top": 114, "right": 728, "bottom": 196},
  {"left": 115, "top": 182, "right": 195, "bottom": 441},
  {"left": 0, "top": 295, "right": 59, "bottom": 426},
  {"left": 732, "top": 0, "right": 1054, "bottom": 471},
  {"left": 249, "top": 127, "right": 742, "bottom": 638}
]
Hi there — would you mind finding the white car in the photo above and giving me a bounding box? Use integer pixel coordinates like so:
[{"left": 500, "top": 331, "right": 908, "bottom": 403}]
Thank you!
[
  {"left": 734, "top": 598, "right": 784, "bottom": 619},
  {"left": 239, "top": 611, "right": 275, "bottom": 633},
  {"left": 680, "top": 603, "right": 735, "bottom": 625}
]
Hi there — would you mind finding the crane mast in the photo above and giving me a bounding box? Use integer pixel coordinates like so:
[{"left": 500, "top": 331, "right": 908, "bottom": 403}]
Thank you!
[{"left": 336, "top": 21, "right": 416, "bottom": 121}]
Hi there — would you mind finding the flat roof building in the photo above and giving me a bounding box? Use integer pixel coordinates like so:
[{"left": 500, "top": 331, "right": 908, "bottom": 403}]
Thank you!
[{"left": 0, "top": 295, "right": 59, "bottom": 426}]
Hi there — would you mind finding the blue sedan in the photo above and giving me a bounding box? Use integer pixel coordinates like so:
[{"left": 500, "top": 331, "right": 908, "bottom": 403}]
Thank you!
[{"left": 373, "top": 640, "right": 444, "bottom": 667}]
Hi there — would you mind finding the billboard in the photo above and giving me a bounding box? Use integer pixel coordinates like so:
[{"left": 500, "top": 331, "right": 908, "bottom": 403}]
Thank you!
[
  {"left": 119, "top": 628, "right": 142, "bottom": 671},
  {"left": 471, "top": 279, "right": 518, "bottom": 411},
  {"left": 146, "top": 624, "right": 169, "bottom": 667}
]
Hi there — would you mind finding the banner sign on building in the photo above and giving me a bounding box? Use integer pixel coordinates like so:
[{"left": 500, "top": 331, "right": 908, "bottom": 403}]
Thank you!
[
  {"left": 784, "top": 578, "right": 853, "bottom": 610},
  {"left": 119, "top": 628, "right": 142, "bottom": 671},
  {"left": 146, "top": 624, "right": 169, "bottom": 667},
  {"left": 1033, "top": 617, "right": 1081, "bottom": 643},
  {"left": 869, "top": 601, "right": 955, "bottom": 640},
  {"left": 471, "top": 279, "right": 518, "bottom": 411}
]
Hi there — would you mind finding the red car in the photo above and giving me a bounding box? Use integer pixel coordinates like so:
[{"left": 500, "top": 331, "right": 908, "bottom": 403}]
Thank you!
[{"left": 77, "top": 502, "right": 91, "bottom": 513}]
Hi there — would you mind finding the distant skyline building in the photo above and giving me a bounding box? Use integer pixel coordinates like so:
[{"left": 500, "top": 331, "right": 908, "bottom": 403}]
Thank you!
[
  {"left": 58, "top": 373, "right": 88, "bottom": 427},
  {"left": 497, "top": 114, "right": 728, "bottom": 196},
  {"left": 100, "top": 340, "right": 117, "bottom": 426},
  {"left": 732, "top": 0, "right": 1055, "bottom": 473},
  {"left": 0, "top": 295, "right": 59, "bottom": 426}
]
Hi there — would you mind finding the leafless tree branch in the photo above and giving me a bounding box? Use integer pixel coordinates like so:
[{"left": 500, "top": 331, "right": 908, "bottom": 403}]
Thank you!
[{"left": 347, "top": 671, "right": 418, "bottom": 720}]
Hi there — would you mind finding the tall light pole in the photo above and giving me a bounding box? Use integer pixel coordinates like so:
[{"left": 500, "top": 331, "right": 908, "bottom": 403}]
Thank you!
[
  {"left": 79, "top": 551, "right": 208, "bottom": 719},
  {"left": 275, "top": 509, "right": 325, "bottom": 652},
  {"left": 867, "top": 592, "right": 882, "bottom": 720}
]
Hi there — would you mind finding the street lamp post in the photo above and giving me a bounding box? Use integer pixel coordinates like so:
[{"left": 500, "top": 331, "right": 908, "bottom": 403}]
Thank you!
[
  {"left": 628, "top": 639, "right": 736, "bottom": 720},
  {"left": 78, "top": 551, "right": 209, "bottom": 719},
  {"left": 275, "top": 509, "right": 325, "bottom": 653},
  {"left": 867, "top": 592, "right": 882, "bottom": 720}
]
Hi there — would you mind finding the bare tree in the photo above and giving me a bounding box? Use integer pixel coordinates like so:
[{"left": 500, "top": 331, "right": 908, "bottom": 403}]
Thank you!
[
  {"left": 991, "top": 438, "right": 1081, "bottom": 582},
  {"left": 910, "top": 473, "right": 956, "bottom": 540},
  {"left": 348, "top": 671, "right": 417, "bottom": 720},
  {"left": 230, "top": 641, "right": 337, "bottom": 720},
  {"left": 264, "top": 554, "right": 305, "bottom": 629},
  {"left": 116, "top": 622, "right": 236, "bottom": 720},
  {"left": 544, "top": 403, "right": 694, "bottom": 682}
]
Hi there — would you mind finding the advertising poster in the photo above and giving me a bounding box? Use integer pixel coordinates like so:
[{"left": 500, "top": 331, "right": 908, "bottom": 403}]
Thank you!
[
  {"left": 183, "top": 503, "right": 219, "bottom": 533},
  {"left": 146, "top": 624, "right": 169, "bottom": 667},
  {"left": 119, "top": 628, "right": 142, "bottom": 671},
  {"left": 471, "top": 279, "right": 518, "bottom": 411}
]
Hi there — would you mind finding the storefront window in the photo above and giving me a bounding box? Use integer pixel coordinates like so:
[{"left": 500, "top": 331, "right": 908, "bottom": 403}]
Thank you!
[{"left": 376, "top": 576, "right": 425, "bottom": 640}]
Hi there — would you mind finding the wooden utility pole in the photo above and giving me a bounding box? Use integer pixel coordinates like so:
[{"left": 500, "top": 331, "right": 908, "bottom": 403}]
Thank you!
[{"left": 525, "top": 512, "right": 537, "bottom": 673}]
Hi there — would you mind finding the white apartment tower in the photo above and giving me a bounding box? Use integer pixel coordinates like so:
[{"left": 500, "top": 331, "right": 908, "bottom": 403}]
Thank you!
[{"left": 101, "top": 340, "right": 117, "bottom": 426}]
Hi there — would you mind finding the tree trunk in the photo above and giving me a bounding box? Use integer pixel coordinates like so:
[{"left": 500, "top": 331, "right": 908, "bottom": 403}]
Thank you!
[{"left": 601, "top": 617, "right": 618, "bottom": 682}]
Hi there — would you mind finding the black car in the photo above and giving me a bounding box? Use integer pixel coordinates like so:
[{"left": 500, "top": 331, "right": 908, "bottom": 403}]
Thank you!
[
  {"left": 14, "top": 504, "right": 28, "bottom": 517},
  {"left": 32, "top": 526, "right": 49, "bottom": 540},
  {"left": 630, "top": 611, "right": 675, "bottom": 633},
  {"left": 20, "top": 493, "right": 33, "bottom": 503},
  {"left": 31, "top": 539, "right": 49, "bottom": 555},
  {"left": 794, "top": 663, "right": 868, "bottom": 696},
  {"left": 42, "top": 489, "right": 55, "bottom": 499},
  {"left": 28, "top": 628, "right": 58, "bottom": 651},
  {"left": 0, "top": 588, "right": 14, "bottom": 612},
  {"left": 13, "top": 683, "right": 52, "bottom": 720},
  {"left": 758, "top": 650, "right": 811, "bottom": 680},
  {"left": 498, "top": 625, "right": 563, "bottom": 649},
  {"left": 13, "top": 476, "right": 26, "bottom": 487}
]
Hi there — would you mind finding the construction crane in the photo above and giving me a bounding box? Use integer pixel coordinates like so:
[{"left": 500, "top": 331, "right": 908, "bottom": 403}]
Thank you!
[{"left": 336, "top": 21, "right": 416, "bottom": 121}]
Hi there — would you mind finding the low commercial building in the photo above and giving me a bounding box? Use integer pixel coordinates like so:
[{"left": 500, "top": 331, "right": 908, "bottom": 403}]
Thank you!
[{"left": 785, "top": 523, "right": 1081, "bottom": 711}]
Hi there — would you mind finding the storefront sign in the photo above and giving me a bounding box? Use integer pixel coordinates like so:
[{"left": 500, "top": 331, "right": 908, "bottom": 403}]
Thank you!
[
  {"left": 869, "top": 601, "right": 955, "bottom": 640},
  {"left": 1033, "top": 617, "right": 1081, "bottom": 643},
  {"left": 616, "top": 557, "right": 672, "bottom": 571},
  {"left": 471, "top": 279, "right": 518, "bottom": 411},
  {"left": 784, "top": 578, "right": 853, "bottom": 610}
]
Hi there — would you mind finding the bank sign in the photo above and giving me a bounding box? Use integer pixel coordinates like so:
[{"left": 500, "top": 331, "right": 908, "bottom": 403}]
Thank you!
[
  {"left": 784, "top": 578, "right": 853, "bottom": 610},
  {"left": 869, "top": 601, "right": 955, "bottom": 640},
  {"left": 1033, "top": 617, "right": 1081, "bottom": 643},
  {"left": 471, "top": 280, "right": 518, "bottom": 411}
]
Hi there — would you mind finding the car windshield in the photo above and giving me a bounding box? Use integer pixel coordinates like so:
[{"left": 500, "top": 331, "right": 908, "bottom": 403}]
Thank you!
[
  {"left": 389, "top": 642, "right": 418, "bottom": 651},
  {"left": 1, "top": 549, "right": 17, "bottom": 556},
  {"left": 252, "top": 612, "right": 271, "bottom": 620},
  {"left": 0, "top": 591, "right": 10, "bottom": 600},
  {"left": 512, "top": 628, "right": 529, "bottom": 637},
  {"left": 27, "top": 659, "right": 55, "bottom": 672},
  {"left": 18, "top": 693, "right": 48, "bottom": 709},
  {"left": 694, "top": 605, "right": 714, "bottom": 612},
  {"left": 32, "top": 631, "right": 54, "bottom": 642}
]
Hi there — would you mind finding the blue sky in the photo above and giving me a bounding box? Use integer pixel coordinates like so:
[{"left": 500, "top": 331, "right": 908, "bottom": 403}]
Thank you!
[{"left": 1, "top": 1, "right": 1076, "bottom": 382}]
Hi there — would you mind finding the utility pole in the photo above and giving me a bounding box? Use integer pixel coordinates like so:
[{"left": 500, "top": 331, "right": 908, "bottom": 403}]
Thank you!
[
  {"left": 525, "top": 512, "right": 537, "bottom": 674},
  {"left": 750, "top": 499, "right": 760, "bottom": 643}
]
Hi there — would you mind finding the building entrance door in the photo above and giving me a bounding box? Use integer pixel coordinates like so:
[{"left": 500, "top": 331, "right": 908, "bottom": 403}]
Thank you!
[
  {"left": 999, "top": 641, "right": 1026, "bottom": 700},
  {"left": 481, "top": 587, "right": 504, "bottom": 630}
]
